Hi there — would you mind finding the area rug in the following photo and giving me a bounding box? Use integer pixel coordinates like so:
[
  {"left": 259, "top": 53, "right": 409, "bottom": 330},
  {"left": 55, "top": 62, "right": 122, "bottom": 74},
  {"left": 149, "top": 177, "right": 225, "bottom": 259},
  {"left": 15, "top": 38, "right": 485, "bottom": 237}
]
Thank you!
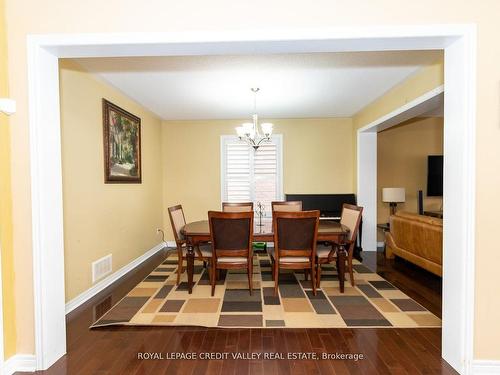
[{"left": 91, "top": 249, "right": 441, "bottom": 329}]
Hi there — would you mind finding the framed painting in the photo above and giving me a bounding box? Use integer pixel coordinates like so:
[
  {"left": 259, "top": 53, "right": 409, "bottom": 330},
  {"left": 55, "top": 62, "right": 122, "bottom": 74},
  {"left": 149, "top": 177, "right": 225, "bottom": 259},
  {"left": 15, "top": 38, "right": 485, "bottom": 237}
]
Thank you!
[{"left": 102, "top": 99, "right": 142, "bottom": 183}]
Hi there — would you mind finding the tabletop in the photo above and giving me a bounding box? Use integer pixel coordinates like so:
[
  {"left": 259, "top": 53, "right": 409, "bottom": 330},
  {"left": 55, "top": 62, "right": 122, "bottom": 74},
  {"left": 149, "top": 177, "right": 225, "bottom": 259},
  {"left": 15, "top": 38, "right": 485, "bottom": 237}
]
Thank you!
[{"left": 181, "top": 219, "right": 349, "bottom": 237}]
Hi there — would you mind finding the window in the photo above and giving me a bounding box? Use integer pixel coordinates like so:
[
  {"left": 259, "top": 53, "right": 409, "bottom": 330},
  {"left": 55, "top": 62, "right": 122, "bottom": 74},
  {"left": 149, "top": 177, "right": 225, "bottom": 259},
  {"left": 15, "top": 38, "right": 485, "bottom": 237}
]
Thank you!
[{"left": 221, "top": 135, "right": 283, "bottom": 213}]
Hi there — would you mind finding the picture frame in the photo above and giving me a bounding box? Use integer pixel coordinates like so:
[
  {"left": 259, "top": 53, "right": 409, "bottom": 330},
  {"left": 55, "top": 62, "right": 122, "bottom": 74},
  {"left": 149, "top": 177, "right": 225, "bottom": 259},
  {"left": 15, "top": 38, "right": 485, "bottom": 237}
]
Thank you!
[{"left": 102, "top": 99, "right": 142, "bottom": 183}]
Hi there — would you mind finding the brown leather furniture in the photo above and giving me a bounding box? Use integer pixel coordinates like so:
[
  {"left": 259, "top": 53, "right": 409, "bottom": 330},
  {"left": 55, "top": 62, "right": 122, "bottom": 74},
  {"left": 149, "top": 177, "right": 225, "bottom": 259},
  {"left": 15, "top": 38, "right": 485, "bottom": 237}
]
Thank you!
[{"left": 385, "top": 211, "right": 443, "bottom": 276}]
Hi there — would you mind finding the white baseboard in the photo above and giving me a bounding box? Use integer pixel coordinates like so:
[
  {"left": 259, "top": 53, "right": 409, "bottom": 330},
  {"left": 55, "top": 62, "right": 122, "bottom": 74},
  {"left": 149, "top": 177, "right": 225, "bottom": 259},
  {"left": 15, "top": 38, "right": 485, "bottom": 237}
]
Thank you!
[
  {"left": 471, "top": 360, "right": 500, "bottom": 374},
  {"left": 3, "top": 354, "right": 37, "bottom": 375},
  {"left": 377, "top": 241, "right": 385, "bottom": 248},
  {"left": 65, "top": 242, "right": 166, "bottom": 314}
]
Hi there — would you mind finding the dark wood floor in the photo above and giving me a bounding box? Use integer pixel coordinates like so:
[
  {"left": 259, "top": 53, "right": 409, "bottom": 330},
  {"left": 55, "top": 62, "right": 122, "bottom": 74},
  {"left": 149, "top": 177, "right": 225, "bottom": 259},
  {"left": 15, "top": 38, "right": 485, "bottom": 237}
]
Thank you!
[
  {"left": 359, "top": 250, "right": 442, "bottom": 318},
  {"left": 21, "top": 248, "right": 454, "bottom": 375}
]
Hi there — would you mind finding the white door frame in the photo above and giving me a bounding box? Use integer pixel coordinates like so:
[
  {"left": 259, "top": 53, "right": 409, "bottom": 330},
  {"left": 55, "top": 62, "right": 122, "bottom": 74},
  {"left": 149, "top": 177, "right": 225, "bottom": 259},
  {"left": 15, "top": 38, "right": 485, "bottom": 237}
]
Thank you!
[
  {"left": 357, "top": 85, "right": 445, "bottom": 252},
  {"left": 27, "top": 25, "right": 476, "bottom": 373},
  {"left": 356, "top": 34, "right": 475, "bottom": 374}
]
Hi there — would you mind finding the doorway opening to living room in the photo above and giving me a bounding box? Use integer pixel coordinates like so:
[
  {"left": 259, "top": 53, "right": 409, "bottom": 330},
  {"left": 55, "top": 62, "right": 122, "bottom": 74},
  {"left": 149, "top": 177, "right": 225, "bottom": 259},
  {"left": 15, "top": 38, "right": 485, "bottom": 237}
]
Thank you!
[{"left": 361, "top": 89, "right": 444, "bottom": 321}]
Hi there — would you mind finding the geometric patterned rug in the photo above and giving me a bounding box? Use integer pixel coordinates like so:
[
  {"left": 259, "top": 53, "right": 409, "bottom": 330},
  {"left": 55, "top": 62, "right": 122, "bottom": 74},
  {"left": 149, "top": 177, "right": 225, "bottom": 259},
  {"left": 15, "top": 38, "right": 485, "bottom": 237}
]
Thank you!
[{"left": 91, "top": 249, "right": 441, "bottom": 329}]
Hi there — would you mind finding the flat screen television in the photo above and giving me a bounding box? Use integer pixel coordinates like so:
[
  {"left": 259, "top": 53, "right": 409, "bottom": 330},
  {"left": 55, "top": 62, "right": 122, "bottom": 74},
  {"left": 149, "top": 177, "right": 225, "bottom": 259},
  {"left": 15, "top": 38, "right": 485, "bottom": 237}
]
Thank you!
[{"left": 427, "top": 155, "right": 443, "bottom": 196}]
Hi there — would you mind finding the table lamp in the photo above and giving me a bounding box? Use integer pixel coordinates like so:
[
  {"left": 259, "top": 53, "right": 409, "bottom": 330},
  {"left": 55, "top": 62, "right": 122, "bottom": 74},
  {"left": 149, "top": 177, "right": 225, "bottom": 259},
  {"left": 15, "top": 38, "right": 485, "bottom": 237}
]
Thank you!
[{"left": 382, "top": 187, "right": 406, "bottom": 215}]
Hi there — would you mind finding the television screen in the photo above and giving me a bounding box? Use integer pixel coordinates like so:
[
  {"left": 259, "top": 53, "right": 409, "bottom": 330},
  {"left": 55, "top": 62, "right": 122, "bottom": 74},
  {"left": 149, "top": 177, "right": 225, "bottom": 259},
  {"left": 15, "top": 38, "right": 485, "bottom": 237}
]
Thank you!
[{"left": 427, "top": 155, "right": 443, "bottom": 196}]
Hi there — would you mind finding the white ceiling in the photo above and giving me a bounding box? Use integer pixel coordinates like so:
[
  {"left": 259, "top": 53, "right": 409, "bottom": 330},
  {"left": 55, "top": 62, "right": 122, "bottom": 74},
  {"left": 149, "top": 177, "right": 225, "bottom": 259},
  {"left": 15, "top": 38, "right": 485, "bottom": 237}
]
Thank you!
[{"left": 74, "top": 50, "right": 442, "bottom": 120}]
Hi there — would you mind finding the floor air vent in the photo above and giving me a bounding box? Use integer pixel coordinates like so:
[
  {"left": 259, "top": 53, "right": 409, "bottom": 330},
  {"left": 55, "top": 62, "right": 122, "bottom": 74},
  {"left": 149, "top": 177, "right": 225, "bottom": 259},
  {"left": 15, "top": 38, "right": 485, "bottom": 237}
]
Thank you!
[{"left": 93, "top": 295, "right": 112, "bottom": 321}]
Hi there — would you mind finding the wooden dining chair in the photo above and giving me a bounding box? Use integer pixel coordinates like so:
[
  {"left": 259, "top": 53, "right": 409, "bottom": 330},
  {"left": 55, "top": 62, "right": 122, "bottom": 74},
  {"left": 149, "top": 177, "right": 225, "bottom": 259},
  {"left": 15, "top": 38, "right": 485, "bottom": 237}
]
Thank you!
[
  {"left": 271, "top": 201, "right": 306, "bottom": 278},
  {"left": 269, "top": 210, "right": 319, "bottom": 296},
  {"left": 208, "top": 211, "right": 254, "bottom": 296},
  {"left": 222, "top": 202, "right": 254, "bottom": 212},
  {"left": 223, "top": 202, "right": 270, "bottom": 253},
  {"left": 168, "top": 204, "right": 212, "bottom": 285},
  {"left": 316, "top": 204, "right": 363, "bottom": 288},
  {"left": 271, "top": 200, "right": 302, "bottom": 213}
]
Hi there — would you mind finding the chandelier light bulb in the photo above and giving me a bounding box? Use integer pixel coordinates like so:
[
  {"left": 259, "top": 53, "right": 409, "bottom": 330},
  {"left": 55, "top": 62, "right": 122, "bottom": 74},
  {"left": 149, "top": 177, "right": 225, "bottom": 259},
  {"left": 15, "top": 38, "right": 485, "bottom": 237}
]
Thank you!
[
  {"left": 242, "top": 122, "right": 254, "bottom": 136},
  {"left": 261, "top": 123, "right": 273, "bottom": 137},
  {"left": 236, "top": 126, "right": 246, "bottom": 137},
  {"left": 236, "top": 88, "right": 274, "bottom": 150}
]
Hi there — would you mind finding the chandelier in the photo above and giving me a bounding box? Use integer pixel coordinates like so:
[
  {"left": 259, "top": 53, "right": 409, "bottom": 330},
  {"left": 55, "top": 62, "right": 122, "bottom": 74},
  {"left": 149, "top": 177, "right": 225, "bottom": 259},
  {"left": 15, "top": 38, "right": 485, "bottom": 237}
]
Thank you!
[{"left": 235, "top": 88, "right": 273, "bottom": 150}]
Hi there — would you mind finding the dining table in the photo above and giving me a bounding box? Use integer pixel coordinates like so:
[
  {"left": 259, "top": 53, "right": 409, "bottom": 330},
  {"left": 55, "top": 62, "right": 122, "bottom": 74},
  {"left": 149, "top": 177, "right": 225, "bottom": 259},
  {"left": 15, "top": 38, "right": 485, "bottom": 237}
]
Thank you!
[{"left": 181, "top": 219, "right": 350, "bottom": 294}]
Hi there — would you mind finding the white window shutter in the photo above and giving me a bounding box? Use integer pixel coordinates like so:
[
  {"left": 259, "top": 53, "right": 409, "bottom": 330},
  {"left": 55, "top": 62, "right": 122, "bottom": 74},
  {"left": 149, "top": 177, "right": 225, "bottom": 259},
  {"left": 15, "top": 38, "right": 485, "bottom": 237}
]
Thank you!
[
  {"left": 253, "top": 143, "right": 277, "bottom": 213},
  {"left": 221, "top": 136, "right": 282, "bottom": 212},
  {"left": 225, "top": 141, "right": 252, "bottom": 202}
]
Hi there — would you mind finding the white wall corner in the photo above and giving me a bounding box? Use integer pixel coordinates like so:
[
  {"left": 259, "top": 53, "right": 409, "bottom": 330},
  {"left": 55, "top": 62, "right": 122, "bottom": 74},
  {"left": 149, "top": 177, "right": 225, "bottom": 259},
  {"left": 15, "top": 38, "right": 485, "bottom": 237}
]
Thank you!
[
  {"left": 3, "top": 354, "right": 37, "bottom": 375},
  {"left": 357, "top": 131, "right": 377, "bottom": 252},
  {"left": 471, "top": 360, "right": 500, "bottom": 375},
  {"left": 65, "top": 242, "right": 166, "bottom": 314}
]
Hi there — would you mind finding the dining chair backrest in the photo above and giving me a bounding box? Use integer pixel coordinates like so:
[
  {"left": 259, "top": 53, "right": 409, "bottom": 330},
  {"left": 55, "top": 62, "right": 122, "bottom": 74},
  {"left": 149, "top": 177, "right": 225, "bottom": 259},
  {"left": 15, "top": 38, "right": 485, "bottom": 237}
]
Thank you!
[
  {"left": 340, "top": 203, "right": 363, "bottom": 242},
  {"left": 273, "top": 210, "right": 319, "bottom": 261},
  {"left": 271, "top": 201, "right": 302, "bottom": 212},
  {"left": 208, "top": 211, "right": 254, "bottom": 260},
  {"left": 222, "top": 202, "right": 254, "bottom": 212},
  {"left": 168, "top": 204, "right": 186, "bottom": 244}
]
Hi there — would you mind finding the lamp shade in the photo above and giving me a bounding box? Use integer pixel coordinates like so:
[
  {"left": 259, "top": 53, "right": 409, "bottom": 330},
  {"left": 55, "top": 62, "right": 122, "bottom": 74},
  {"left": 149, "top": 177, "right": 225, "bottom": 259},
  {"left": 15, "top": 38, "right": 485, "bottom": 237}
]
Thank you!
[{"left": 382, "top": 188, "right": 406, "bottom": 203}]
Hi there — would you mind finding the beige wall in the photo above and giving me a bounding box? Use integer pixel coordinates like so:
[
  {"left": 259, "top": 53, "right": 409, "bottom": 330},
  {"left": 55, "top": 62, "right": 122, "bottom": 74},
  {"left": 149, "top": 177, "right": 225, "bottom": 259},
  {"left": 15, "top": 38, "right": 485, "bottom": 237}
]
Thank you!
[
  {"left": 4, "top": 0, "right": 500, "bottom": 361},
  {"left": 0, "top": 0, "right": 16, "bottom": 359},
  {"left": 59, "top": 60, "right": 163, "bottom": 301},
  {"left": 377, "top": 117, "right": 443, "bottom": 241},
  {"left": 352, "top": 58, "right": 444, "bottom": 189},
  {"left": 162, "top": 118, "right": 353, "bottom": 241}
]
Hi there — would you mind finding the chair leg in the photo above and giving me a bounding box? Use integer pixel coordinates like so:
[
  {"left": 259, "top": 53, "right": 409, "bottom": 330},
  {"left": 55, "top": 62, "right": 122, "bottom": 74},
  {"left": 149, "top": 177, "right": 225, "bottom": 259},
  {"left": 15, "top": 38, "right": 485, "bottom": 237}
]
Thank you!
[
  {"left": 248, "top": 262, "right": 253, "bottom": 296},
  {"left": 271, "top": 258, "right": 275, "bottom": 281},
  {"left": 211, "top": 262, "right": 216, "bottom": 297},
  {"left": 304, "top": 269, "right": 308, "bottom": 281},
  {"left": 273, "top": 263, "right": 279, "bottom": 296},
  {"left": 176, "top": 258, "right": 182, "bottom": 286},
  {"left": 349, "top": 258, "right": 355, "bottom": 286},
  {"left": 203, "top": 260, "right": 207, "bottom": 269},
  {"left": 316, "top": 263, "right": 322, "bottom": 288},
  {"left": 310, "top": 265, "right": 316, "bottom": 296}
]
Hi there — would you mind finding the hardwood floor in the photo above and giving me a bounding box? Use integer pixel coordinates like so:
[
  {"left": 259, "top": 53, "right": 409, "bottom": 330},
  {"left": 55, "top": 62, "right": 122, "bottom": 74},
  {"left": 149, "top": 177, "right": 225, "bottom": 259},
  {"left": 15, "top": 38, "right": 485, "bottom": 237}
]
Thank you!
[
  {"left": 20, "top": 248, "right": 454, "bottom": 375},
  {"left": 358, "top": 250, "right": 442, "bottom": 318}
]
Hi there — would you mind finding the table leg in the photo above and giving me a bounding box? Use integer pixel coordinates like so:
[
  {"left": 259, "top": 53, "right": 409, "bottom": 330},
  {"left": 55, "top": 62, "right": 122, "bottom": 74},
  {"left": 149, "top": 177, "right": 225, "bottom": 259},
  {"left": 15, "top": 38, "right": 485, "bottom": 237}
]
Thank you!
[
  {"left": 186, "top": 241, "right": 195, "bottom": 294},
  {"left": 337, "top": 244, "right": 347, "bottom": 293}
]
